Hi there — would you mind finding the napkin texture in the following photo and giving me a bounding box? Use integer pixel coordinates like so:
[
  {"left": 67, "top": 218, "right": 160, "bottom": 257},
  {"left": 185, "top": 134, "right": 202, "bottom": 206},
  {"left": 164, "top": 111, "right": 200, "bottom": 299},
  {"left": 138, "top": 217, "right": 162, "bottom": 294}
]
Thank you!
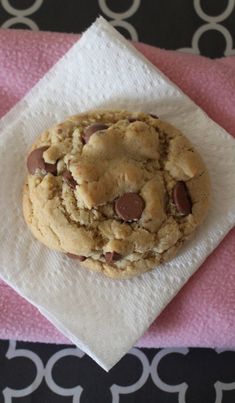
[{"left": 0, "top": 17, "right": 235, "bottom": 370}]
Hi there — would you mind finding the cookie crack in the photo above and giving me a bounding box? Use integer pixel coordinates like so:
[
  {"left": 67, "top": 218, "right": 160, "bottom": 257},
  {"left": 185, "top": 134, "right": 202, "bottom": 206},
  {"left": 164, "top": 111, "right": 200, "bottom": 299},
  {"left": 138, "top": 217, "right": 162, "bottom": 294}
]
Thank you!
[
  {"left": 30, "top": 199, "right": 44, "bottom": 239},
  {"left": 49, "top": 224, "right": 62, "bottom": 248},
  {"left": 59, "top": 184, "right": 107, "bottom": 252}
]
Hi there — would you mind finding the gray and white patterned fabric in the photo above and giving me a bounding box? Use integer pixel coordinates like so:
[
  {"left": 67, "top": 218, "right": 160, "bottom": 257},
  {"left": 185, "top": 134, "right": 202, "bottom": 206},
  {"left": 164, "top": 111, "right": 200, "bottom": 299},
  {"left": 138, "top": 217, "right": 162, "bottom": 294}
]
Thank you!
[
  {"left": 1, "top": 341, "right": 235, "bottom": 402},
  {"left": 0, "top": 0, "right": 235, "bottom": 57},
  {"left": 1, "top": 1, "right": 235, "bottom": 402}
]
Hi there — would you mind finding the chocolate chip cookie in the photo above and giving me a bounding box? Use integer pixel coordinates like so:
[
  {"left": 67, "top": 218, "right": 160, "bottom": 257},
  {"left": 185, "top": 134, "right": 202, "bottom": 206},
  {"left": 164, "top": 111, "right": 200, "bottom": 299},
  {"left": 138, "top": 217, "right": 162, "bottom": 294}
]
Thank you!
[{"left": 22, "top": 110, "right": 210, "bottom": 279}]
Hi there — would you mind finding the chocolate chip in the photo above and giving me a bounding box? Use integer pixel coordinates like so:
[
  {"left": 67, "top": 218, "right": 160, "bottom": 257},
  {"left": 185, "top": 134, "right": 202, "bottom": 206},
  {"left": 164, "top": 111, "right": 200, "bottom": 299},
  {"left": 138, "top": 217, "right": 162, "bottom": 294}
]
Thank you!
[
  {"left": 173, "top": 181, "right": 192, "bottom": 215},
  {"left": 115, "top": 192, "right": 145, "bottom": 221},
  {"left": 66, "top": 253, "right": 86, "bottom": 261},
  {"left": 105, "top": 251, "right": 122, "bottom": 264},
  {"left": 27, "top": 146, "right": 57, "bottom": 175},
  {"left": 27, "top": 146, "right": 47, "bottom": 174},
  {"left": 62, "top": 170, "right": 77, "bottom": 189},
  {"left": 149, "top": 113, "right": 159, "bottom": 119},
  {"left": 83, "top": 123, "right": 108, "bottom": 144},
  {"left": 45, "top": 162, "right": 57, "bottom": 175}
]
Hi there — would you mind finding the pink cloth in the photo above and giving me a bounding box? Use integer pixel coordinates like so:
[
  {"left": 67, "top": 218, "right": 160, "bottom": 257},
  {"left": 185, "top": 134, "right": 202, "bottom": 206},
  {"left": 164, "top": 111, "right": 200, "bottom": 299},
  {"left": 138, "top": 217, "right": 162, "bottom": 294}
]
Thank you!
[{"left": 0, "top": 29, "right": 235, "bottom": 348}]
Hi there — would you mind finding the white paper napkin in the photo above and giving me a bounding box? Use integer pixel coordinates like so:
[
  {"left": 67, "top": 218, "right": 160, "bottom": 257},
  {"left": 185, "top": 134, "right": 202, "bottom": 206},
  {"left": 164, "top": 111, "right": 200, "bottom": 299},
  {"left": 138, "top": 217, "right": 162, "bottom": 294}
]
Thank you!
[{"left": 0, "top": 17, "right": 235, "bottom": 371}]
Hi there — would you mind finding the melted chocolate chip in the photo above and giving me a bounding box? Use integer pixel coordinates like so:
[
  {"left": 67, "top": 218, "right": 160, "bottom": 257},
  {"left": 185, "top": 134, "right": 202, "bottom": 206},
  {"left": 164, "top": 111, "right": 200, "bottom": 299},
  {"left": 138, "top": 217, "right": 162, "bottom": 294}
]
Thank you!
[
  {"left": 66, "top": 253, "right": 86, "bottom": 261},
  {"left": 115, "top": 192, "right": 145, "bottom": 221},
  {"left": 105, "top": 251, "right": 122, "bottom": 264},
  {"left": 83, "top": 123, "right": 108, "bottom": 144},
  {"left": 62, "top": 170, "right": 77, "bottom": 189},
  {"left": 45, "top": 162, "right": 57, "bottom": 175},
  {"left": 27, "top": 146, "right": 57, "bottom": 175},
  {"left": 173, "top": 181, "right": 192, "bottom": 215},
  {"left": 149, "top": 113, "right": 159, "bottom": 119}
]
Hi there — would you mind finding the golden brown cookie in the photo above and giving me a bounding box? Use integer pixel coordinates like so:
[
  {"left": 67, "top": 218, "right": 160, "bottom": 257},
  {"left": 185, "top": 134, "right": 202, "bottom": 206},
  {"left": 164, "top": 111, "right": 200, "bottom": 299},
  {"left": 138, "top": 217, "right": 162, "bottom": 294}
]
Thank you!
[{"left": 22, "top": 110, "right": 210, "bottom": 279}]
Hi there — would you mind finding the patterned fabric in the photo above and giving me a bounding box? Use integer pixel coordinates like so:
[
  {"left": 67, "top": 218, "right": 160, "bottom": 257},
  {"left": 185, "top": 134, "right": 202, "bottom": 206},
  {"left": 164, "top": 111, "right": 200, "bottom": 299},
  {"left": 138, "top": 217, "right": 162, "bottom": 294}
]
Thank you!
[
  {"left": 1, "top": 341, "right": 235, "bottom": 402},
  {"left": 0, "top": 0, "right": 235, "bottom": 57}
]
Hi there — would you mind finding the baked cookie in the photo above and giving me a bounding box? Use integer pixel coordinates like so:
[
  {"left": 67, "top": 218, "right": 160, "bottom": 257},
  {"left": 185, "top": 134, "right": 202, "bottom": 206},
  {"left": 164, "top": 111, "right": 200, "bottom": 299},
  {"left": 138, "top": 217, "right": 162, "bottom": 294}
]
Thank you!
[{"left": 23, "top": 110, "right": 210, "bottom": 279}]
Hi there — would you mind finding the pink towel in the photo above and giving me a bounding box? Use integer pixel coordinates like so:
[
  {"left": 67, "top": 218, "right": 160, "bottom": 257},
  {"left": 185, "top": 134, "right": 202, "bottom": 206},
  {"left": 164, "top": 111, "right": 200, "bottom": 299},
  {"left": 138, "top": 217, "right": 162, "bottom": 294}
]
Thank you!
[{"left": 0, "top": 29, "right": 235, "bottom": 348}]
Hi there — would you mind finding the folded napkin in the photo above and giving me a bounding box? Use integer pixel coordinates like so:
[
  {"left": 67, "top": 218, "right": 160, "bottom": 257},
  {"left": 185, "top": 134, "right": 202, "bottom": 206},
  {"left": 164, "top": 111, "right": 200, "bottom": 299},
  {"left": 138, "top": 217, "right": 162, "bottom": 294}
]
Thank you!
[{"left": 0, "top": 18, "right": 235, "bottom": 370}]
